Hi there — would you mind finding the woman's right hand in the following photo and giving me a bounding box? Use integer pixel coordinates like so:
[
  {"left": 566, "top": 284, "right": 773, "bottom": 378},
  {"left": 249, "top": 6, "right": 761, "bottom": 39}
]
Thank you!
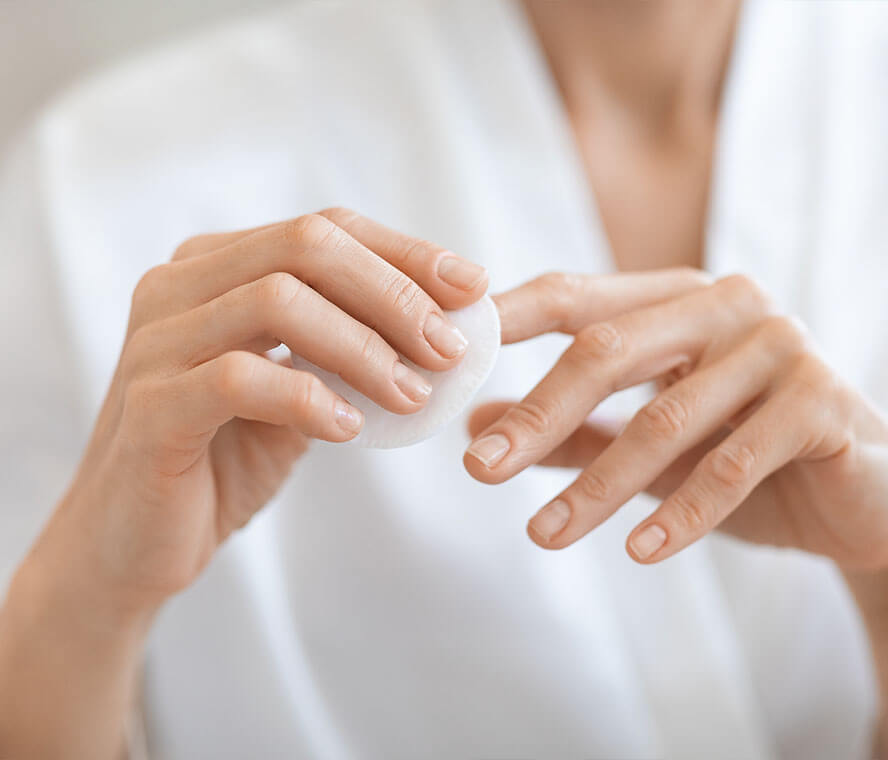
[{"left": 29, "top": 207, "right": 488, "bottom": 618}]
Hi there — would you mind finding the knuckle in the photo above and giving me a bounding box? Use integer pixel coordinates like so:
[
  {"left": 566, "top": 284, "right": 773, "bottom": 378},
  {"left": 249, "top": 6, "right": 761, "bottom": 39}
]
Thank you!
[
  {"left": 573, "top": 469, "right": 612, "bottom": 503},
  {"left": 317, "top": 206, "right": 358, "bottom": 227},
  {"left": 675, "top": 266, "right": 713, "bottom": 287},
  {"left": 258, "top": 272, "right": 302, "bottom": 313},
  {"left": 214, "top": 352, "right": 255, "bottom": 401},
  {"left": 717, "top": 273, "right": 758, "bottom": 296},
  {"left": 706, "top": 444, "right": 756, "bottom": 490},
  {"left": 356, "top": 328, "right": 384, "bottom": 366},
  {"left": 400, "top": 237, "right": 444, "bottom": 269},
  {"left": 120, "top": 324, "right": 154, "bottom": 377},
  {"left": 290, "top": 370, "right": 323, "bottom": 410},
  {"left": 283, "top": 213, "right": 338, "bottom": 249},
  {"left": 122, "top": 378, "right": 155, "bottom": 426},
  {"left": 382, "top": 272, "right": 425, "bottom": 318},
  {"left": 131, "top": 264, "right": 172, "bottom": 321},
  {"left": 716, "top": 273, "right": 774, "bottom": 315},
  {"left": 787, "top": 355, "right": 834, "bottom": 408},
  {"left": 535, "top": 271, "right": 570, "bottom": 291},
  {"left": 172, "top": 234, "right": 209, "bottom": 261},
  {"left": 637, "top": 393, "right": 691, "bottom": 440},
  {"left": 757, "top": 314, "right": 808, "bottom": 352},
  {"left": 573, "top": 321, "right": 625, "bottom": 362},
  {"left": 670, "top": 491, "right": 711, "bottom": 533},
  {"left": 503, "top": 398, "right": 556, "bottom": 437},
  {"left": 533, "top": 272, "right": 577, "bottom": 326}
]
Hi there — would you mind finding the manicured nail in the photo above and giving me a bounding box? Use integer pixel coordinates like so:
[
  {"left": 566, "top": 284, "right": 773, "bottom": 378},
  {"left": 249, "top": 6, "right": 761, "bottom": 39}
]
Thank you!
[
  {"left": 629, "top": 524, "right": 667, "bottom": 560},
  {"left": 393, "top": 362, "right": 432, "bottom": 403},
  {"left": 437, "top": 255, "right": 487, "bottom": 291},
  {"left": 529, "top": 500, "right": 571, "bottom": 541},
  {"left": 334, "top": 399, "right": 364, "bottom": 434},
  {"left": 466, "top": 433, "right": 510, "bottom": 468},
  {"left": 423, "top": 313, "right": 468, "bottom": 358}
]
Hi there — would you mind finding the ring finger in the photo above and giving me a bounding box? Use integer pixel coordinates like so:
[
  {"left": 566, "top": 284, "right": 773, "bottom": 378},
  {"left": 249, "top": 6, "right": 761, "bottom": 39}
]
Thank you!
[
  {"left": 126, "top": 272, "right": 433, "bottom": 414},
  {"left": 136, "top": 214, "right": 477, "bottom": 370},
  {"left": 464, "top": 276, "right": 770, "bottom": 483},
  {"left": 525, "top": 317, "right": 807, "bottom": 549}
]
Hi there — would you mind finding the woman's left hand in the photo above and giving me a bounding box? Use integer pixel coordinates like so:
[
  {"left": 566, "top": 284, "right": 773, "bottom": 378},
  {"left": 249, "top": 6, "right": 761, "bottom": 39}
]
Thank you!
[{"left": 464, "top": 269, "right": 888, "bottom": 568}]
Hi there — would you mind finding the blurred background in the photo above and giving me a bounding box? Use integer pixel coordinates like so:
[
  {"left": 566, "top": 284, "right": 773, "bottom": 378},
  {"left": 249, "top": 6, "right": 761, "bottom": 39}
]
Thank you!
[{"left": 0, "top": 0, "right": 286, "bottom": 152}]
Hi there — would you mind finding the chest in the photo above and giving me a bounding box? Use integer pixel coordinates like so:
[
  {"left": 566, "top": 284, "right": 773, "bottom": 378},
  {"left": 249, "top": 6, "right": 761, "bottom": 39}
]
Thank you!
[{"left": 572, "top": 119, "right": 717, "bottom": 273}]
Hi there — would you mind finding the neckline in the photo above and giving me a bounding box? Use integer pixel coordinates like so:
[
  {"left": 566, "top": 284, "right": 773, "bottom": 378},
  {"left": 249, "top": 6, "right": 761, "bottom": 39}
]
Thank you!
[{"left": 502, "top": 0, "right": 757, "bottom": 277}]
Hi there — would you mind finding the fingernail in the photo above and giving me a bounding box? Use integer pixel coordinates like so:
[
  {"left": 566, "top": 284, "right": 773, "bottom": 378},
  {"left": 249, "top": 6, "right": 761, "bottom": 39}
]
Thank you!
[
  {"left": 437, "top": 255, "right": 487, "bottom": 291},
  {"left": 423, "top": 313, "right": 468, "bottom": 358},
  {"left": 334, "top": 399, "right": 364, "bottom": 434},
  {"left": 629, "top": 524, "right": 667, "bottom": 560},
  {"left": 529, "top": 500, "right": 571, "bottom": 541},
  {"left": 393, "top": 362, "right": 432, "bottom": 403},
  {"left": 466, "top": 433, "right": 510, "bottom": 468}
]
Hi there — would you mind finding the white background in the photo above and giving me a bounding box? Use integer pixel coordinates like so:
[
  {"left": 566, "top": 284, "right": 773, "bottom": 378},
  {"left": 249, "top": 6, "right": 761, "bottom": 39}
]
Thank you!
[{"left": 0, "top": 0, "right": 287, "bottom": 152}]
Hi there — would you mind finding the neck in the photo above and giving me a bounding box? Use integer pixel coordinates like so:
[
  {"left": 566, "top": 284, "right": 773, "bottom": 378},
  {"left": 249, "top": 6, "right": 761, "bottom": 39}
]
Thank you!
[{"left": 523, "top": 0, "right": 741, "bottom": 136}]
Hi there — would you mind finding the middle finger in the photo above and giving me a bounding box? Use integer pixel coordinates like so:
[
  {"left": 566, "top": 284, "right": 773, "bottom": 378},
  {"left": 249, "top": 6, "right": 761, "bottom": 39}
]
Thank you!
[
  {"left": 146, "top": 214, "right": 470, "bottom": 371},
  {"left": 464, "top": 277, "right": 770, "bottom": 483},
  {"left": 526, "top": 319, "right": 801, "bottom": 548}
]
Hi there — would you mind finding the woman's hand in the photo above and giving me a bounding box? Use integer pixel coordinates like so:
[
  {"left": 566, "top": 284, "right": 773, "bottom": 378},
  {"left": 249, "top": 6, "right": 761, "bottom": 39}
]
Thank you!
[
  {"left": 35, "top": 207, "right": 488, "bottom": 614},
  {"left": 465, "top": 269, "right": 888, "bottom": 569},
  {"left": 0, "top": 207, "right": 487, "bottom": 760}
]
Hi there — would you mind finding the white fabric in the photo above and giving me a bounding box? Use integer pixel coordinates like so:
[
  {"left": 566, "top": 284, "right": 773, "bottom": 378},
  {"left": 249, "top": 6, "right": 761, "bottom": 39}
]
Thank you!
[
  {"left": 1, "top": 1, "right": 887, "bottom": 758},
  {"left": 290, "top": 295, "right": 500, "bottom": 448}
]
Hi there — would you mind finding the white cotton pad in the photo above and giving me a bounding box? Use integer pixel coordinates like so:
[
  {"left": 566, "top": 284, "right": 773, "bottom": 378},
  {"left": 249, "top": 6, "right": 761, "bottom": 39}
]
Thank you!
[{"left": 289, "top": 295, "right": 500, "bottom": 448}]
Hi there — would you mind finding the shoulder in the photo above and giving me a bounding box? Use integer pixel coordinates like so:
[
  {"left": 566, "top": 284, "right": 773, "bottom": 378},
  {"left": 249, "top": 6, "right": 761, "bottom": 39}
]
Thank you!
[
  {"left": 23, "top": 0, "right": 514, "bottom": 245},
  {"left": 35, "top": 0, "right": 485, "bottom": 166}
]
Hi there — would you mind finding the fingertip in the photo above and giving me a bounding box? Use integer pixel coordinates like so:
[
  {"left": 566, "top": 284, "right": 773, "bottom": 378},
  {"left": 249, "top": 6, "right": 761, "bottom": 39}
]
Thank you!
[
  {"left": 332, "top": 398, "right": 364, "bottom": 440},
  {"left": 526, "top": 521, "right": 548, "bottom": 548},
  {"left": 462, "top": 450, "right": 505, "bottom": 484},
  {"left": 526, "top": 521, "right": 570, "bottom": 550},
  {"left": 435, "top": 254, "right": 489, "bottom": 307},
  {"left": 463, "top": 432, "right": 513, "bottom": 483},
  {"left": 626, "top": 523, "right": 669, "bottom": 564}
]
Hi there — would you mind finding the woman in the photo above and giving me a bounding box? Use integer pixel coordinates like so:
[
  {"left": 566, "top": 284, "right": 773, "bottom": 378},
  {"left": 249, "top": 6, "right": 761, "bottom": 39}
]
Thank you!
[{"left": 1, "top": 0, "right": 887, "bottom": 757}]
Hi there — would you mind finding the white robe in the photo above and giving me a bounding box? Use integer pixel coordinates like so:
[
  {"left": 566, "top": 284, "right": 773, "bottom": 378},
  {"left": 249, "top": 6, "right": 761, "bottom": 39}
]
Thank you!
[{"left": 1, "top": 1, "right": 886, "bottom": 758}]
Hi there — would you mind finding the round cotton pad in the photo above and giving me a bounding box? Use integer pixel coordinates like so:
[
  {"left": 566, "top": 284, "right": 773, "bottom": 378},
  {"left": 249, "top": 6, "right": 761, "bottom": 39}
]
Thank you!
[{"left": 289, "top": 295, "right": 501, "bottom": 448}]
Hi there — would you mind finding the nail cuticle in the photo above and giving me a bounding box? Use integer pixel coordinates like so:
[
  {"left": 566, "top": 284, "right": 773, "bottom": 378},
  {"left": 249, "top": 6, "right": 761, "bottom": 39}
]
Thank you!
[
  {"left": 466, "top": 433, "right": 511, "bottom": 468},
  {"left": 437, "top": 255, "right": 487, "bottom": 291},
  {"left": 393, "top": 361, "right": 432, "bottom": 403},
  {"left": 529, "top": 499, "right": 571, "bottom": 541},
  {"left": 630, "top": 524, "right": 667, "bottom": 560},
  {"left": 423, "top": 312, "right": 468, "bottom": 359},
  {"left": 334, "top": 399, "right": 363, "bottom": 434}
]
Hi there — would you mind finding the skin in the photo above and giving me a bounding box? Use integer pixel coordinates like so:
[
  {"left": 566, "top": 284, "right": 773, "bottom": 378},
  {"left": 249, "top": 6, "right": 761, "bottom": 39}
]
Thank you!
[
  {"left": 466, "top": 270, "right": 888, "bottom": 570},
  {"left": 1, "top": 1, "right": 886, "bottom": 758},
  {"left": 524, "top": 0, "right": 740, "bottom": 272},
  {"left": 469, "top": 0, "right": 888, "bottom": 752},
  {"left": 0, "top": 209, "right": 488, "bottom": 758}
]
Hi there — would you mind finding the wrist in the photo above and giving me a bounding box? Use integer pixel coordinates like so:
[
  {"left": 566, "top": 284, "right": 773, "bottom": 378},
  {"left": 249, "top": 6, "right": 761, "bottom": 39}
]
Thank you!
[
  {"left": 12, "top": 503, "right": 159, "bottom": 646},
  {"left": 0, "top": 514, "right": 153, "bottom": 760}
]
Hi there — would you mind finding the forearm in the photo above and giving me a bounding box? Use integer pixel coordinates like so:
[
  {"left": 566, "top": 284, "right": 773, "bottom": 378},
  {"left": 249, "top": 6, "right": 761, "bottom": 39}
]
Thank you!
[{"left": 0, "top": 527, "right": 154, "bottom": 760}]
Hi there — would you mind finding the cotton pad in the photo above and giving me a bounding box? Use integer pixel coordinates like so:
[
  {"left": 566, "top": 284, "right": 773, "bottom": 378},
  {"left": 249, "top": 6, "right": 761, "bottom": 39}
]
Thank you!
[{"left": 290, "top": 295, "right": 500, "bottom": 448}]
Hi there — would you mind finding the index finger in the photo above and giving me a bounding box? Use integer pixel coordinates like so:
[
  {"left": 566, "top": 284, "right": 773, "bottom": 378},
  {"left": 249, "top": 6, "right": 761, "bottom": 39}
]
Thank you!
[
  {"left": 318, "top": 207, "right": 489, "bottom": 310},
  {"left": 138, "top": 215, "right": 475, "bottom": 371},
  {"left": 495, "top": 268, "right": 711, "bottom": 344},
  {"left": 464, "top": 280, "right": 742, "bottom": 484}
]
